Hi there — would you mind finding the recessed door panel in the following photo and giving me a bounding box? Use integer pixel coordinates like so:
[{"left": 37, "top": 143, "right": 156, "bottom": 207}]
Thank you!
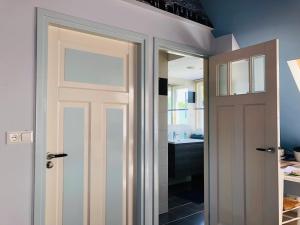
[
  {"left": 244, "top": 104, "right": 265, "bottom": 225},
  {"left": 64, "top": 48, "right": 124, "bottom": 86},
  {"left": 55, "top": 26, "right": 130, "bottom": 92},
  {"left": 217, "top": 106, "right": 235, "bottom": 225},
  {"left": 105, "top": 106, "right": 127, "bottom": 225},
  {"left": 62, "top": 107, "right": 88, "bottom": 225}
]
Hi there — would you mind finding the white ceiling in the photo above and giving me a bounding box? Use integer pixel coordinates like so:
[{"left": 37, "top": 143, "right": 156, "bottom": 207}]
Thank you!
[{"left": 168, "top": 55, "right": 203, "bottom": 80}]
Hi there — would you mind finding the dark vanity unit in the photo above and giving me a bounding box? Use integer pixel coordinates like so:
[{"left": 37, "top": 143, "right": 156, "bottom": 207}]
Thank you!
[
  {"left": 168, "top": 141, "right": 204, "bottom": 203},
  {"left": 168, "top": 141, "right": 204, "bottom": 179}
]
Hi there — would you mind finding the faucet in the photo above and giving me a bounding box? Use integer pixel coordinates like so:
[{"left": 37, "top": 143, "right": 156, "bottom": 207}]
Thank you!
[{"left": 173, "top": 131, "right": 180, "bottom": 140}]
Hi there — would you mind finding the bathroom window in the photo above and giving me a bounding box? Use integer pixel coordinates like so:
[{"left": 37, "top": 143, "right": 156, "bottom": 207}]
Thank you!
[
  {"left": 195, "top": 80, "right": 204, "bottom": 132},
  {"left": 168, "top": 86, "right": 173, "bottom": 125},
  {"left": 168, "top": 86, "right": 189, "bottom": 125}
]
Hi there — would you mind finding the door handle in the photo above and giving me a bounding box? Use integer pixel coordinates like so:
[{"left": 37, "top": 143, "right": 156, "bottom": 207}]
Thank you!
[
  {"left": 47, "top": 153, "right": 68, "bottom": 160},
  {"left": 256, "top": 147, "right": 275, "bottom": 153}
]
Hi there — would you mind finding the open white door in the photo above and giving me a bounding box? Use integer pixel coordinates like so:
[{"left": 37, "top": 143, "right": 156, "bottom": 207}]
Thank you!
[{"left": 209, "top": 40, "right": 281, "bottom": 225}]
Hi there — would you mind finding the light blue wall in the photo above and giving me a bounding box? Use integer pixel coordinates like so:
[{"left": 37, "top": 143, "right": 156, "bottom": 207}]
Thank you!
[{"left": 202, "top": 0, "right": 300, "bottom": 149}]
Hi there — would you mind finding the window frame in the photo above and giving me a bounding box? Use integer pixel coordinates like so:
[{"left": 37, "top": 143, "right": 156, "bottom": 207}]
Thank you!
[
  {"left": 168, "top": 85, "right": 189, "bottom": 125},
  {"left": 195, "top": 79, "right": 205, "bottom": 131}
]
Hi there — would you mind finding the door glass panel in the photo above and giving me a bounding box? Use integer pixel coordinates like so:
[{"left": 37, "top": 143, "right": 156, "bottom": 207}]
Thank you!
[
  {"left": 252, "top": 55, "right": 266, "bottom": 92},
  {"left": 64, "top": 48, "right": 124, "bottom": 86},
  {"left": 106, "top": 108, "right": 124, "bottom": 225},
  {"left": 63, "top": 107, "right": 85, "bottom": 225},
  {"left": 231, "top": 59, "right": 250, "bottom": 95},
  {"left": 218, "top": 64, "right": 228, "bottom": 96}
]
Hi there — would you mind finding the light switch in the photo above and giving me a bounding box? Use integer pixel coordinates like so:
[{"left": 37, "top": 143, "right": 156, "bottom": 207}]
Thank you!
[
  {"left": 6, "top": 131, "right": 33, "bottom": 144},
  {"left": 21, "top": 131, "right": 33, "bottom": 143}
]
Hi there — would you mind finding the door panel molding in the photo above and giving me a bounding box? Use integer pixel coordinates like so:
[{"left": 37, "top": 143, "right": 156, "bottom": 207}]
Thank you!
[
  {"left": 216, "top": 106, "right": 235, "bottom": 225},
  {"left": 103, "top": 105, "right": 128, "bottom": 225},
  {"left": 58, "top": 36, "right": 130, "bottom": 92},
  {"left": 35, "top": 8, "right": 148, "bottom": 225},
  {"left": 244, "top": 104, "right": 266, "bottom": 225}
]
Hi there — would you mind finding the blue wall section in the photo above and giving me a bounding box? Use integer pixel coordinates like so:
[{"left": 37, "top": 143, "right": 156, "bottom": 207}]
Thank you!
[{"left": 201, "top": 0, "right": 300, "bottom": 150}]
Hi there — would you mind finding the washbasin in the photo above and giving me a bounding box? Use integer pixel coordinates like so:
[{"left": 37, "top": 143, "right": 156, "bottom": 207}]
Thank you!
[{"left": 168, "top": 138, "right": 203, "bottom": 144}]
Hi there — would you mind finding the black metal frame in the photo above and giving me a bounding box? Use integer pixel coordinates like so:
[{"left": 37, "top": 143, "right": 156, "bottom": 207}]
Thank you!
[{"left": 137, "top": 0, "right": 213, "bottom": 27}]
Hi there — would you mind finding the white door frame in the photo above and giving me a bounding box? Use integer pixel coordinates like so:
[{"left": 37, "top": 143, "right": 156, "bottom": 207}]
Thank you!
[
  {"left": 153, "top": 38, "right": 210, "bottom": 225},
  {"left": 35, "top": 8, "right": 149, "bottom": 225}
]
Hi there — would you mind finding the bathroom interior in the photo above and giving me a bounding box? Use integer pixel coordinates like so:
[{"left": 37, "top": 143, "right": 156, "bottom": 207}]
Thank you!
[{"left": 158, "top": 50, "right": 205, "bottom": 225}]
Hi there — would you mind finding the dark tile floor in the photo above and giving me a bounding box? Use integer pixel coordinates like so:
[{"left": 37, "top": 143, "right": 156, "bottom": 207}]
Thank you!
[
  {"left": 159, "top": 196, "right": 205, "bottom": 225},
  {"left": 169, "top": 179, "right": 204, "bottom": 204},
  {"left": 168, "top": 212, "right": 205, "bottom": 225}
]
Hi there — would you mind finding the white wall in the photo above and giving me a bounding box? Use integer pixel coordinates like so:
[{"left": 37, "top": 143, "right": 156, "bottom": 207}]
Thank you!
[
  {"left": 158, "top": 51, "right": 168, "bottom": 214},
  {"left": 0, "top": 0, "right": 214, "bottom": 224},
  {"left": 213, "top": 33, "right": 240, "bottom": 54}
]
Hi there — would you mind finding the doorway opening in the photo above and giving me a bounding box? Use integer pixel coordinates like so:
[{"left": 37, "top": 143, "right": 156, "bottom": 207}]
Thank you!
[{"left": 158, "top": 49, "right": 206, "bottom": 225}]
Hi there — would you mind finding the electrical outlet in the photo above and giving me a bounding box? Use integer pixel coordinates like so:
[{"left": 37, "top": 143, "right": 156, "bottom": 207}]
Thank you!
[
  {"left": 6, "top": 131, "right": 33, "bottom": 144},
  {"left": 7, "top": 132, "right": 22, "bottom": 144}
]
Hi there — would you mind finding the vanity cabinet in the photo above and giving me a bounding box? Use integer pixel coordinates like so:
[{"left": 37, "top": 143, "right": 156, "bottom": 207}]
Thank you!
[{"left": 168, "top": 142, "right": 204, "bottom": 178}]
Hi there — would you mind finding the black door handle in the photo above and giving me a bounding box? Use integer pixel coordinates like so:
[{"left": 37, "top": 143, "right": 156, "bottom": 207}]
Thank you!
[
  {"left": 256, "top": 147, "right": 275, "bottom": 153},
  {"left": 47, "top": 153, "right": 68, "bottom": 160}
]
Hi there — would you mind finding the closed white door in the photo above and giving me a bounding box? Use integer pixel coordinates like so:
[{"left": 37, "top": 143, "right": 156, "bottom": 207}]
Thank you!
[
  {"left": 209, "top": 40, "right": 280, "bottom": 225},
  {"left": 45, "top": 25, "right": 136, "bottom": 225}
]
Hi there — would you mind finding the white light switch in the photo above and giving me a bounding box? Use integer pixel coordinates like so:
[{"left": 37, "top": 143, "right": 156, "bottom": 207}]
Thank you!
[
  {"left": 6, "top": 131, "right": 33, "bottom": 144},
  {"left": 21, "top": 131, "right": 33, "bottom": 143}
]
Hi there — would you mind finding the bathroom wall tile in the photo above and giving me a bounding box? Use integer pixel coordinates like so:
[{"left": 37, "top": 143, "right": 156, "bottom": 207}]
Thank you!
[
  {"left": 158, "top": 130, "right": 168, "bottom": 149},
  {"left": 159, "top": 185, "right": 168, "bottom": 214},
  {"left": 158, "top": 144, "right": 168, "bottom": 153},
  {"left": 159, "top": 113, "right": 168, "bottom": 130},
  {"left": 159, "top": 157, "right": 168, "bottom": 171}
]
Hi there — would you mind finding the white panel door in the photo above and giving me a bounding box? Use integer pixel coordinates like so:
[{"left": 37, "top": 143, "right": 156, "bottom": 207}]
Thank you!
[
  {"left": 209, "top": 40, "right": 281, "bottom": 225},
  {"left": 45, "top": 25, "right": 136, "bottom": 225}
]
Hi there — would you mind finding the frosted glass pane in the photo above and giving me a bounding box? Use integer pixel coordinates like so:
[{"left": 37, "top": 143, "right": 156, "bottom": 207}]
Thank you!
[
  {"left": 63, "top": 108, "right": 85, "bottom": 225},
  {"left": 64, "top": 48, "right": 124, "bottom": 86},
  {"left": 106, "top": 108, "right": 124, "bottom": 225},
  {"left": 231, "top": 59, "right": 249, "bottom": 95},
  {"left": 218, "top": 64, "right": 228, "bottom": 96},
  {"left": 252, "top": 55, "right": 266, "bottom": 92}
]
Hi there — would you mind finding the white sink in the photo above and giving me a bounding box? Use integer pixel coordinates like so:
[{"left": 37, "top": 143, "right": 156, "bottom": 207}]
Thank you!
[{"left": 168, "top": 138, "right": 204, "bottom": 144}]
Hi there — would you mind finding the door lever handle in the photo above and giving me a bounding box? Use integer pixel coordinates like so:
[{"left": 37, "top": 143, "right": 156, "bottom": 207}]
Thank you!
[
  {"left": 47, "top": 153, "right": 68, "bottom": 160},
  {"left": 256, "top": 147, "right": 275, "bottom": 153}
]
